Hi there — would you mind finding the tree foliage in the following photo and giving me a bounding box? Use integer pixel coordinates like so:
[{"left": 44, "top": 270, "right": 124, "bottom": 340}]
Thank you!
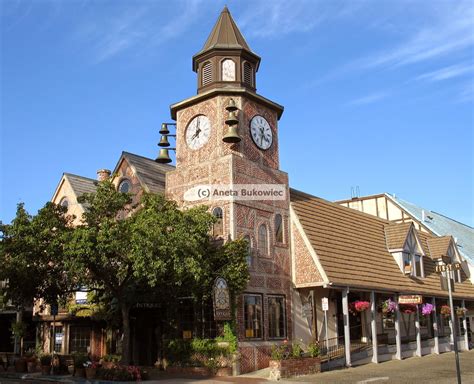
[{"left": 0, "top": 202, "right": 74, "bottom": 309}]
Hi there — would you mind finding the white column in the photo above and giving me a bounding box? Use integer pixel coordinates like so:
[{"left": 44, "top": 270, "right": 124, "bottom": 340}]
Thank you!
[
  {"left": 449, "top": 318, "right": 454, "bottom": 348},
  {"left": 342, "top": 287, "right": 351, "bottom": 367},
  {"left": 415, "top": 305, "right": 422, "bottom": 357},
  {"left": 462, "top": 300, "right": 469, "bottom": 351},
  {"left": 370, "top": 291, "right": 379, "bottom": 363},
  {"left": 395, "top": 295, "right": 402, "bottom": 360},
  {"left": 432, "top": 297, "right": 440, "bottom": 354}
]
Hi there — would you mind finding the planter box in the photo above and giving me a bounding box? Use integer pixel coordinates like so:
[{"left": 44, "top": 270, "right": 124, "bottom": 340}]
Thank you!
[{"left": 269, "top": 357, "right": 321, "bottom": 380}]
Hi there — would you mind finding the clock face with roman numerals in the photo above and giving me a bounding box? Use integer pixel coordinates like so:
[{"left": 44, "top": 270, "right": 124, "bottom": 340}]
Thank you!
[{"left": 249, "top": 115, "right": 273, "bottom": 150}]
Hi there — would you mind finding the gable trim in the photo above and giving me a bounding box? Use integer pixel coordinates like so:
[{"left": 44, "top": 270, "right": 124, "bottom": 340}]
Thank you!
[{"left": 290, "top": 205, "right": 330, "bottom": 285}]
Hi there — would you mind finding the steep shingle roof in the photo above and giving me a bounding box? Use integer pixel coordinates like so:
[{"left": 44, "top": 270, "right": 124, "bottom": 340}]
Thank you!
[
  {"left": 120, "top": 152, "right": 174, "bottom": 194},
  {"left": 64, "top": 173, "right": 97, "bottom": 196},
  {"left": 427, "top": 236, "right": 454, "bottom": 260},
  {"left": 290, "top": 189, "right": 474, "bottom": 298},
  {"left": 384, "top": 222, "right": 412, "bottom": 250}
]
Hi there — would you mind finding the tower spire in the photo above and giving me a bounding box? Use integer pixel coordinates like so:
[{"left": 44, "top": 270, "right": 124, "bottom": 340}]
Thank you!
[{"left": 192, "top": 7, "right": 260, "bottom": 93}]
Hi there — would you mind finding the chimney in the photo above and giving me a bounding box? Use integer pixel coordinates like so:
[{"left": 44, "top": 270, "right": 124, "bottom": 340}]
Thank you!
[{"left": 97, "top": 169, "right": 111, "bottom": 181}]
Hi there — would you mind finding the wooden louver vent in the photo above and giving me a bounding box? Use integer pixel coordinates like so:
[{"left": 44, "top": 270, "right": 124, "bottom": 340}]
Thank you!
[
  {"left": 202, "top": 62, "right": 213, "bottom": 86},
  {"left": 243, "top": 62, "right": 253, "bottom": 86}
]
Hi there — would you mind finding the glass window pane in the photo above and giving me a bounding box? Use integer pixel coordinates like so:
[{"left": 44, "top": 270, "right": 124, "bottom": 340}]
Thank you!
[
  {"left": 69, "top": 326, "right": 91, "bottom": 354},
  {"left": 268, "top": 296, "right": 286, "bottom": 339},
  {"left": 258, "top": 225, "right": 268, "bottom": 256},
  {"left": 274, "top": 214, "right": 283, "bottom": 243},
  {"left": 212, "top": 207, "right": 223, "bottom": 236},
  {"left": 244, "top": 295, "right": 262, "bottom": 339}
]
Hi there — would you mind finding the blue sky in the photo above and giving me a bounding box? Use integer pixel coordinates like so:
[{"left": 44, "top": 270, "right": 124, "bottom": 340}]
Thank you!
[{"left": 1, "top": 0, "right": 473, "bottom": 226}]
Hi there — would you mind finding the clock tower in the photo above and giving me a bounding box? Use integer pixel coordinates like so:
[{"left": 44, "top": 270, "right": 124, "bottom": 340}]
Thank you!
[{"left": 166, "top": 7, "right": 291, "bottom": 373}]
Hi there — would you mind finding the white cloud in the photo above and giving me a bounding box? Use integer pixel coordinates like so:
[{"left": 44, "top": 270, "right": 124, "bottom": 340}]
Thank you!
[
  {"left": 355, "top": 2, "right": 474, "bottom": 70},
  {"left": 347, "top": 91, "right": 388, "bottom": 106},
  {"left": 416, "top": 63, "right": 474, "bottom": 82}
]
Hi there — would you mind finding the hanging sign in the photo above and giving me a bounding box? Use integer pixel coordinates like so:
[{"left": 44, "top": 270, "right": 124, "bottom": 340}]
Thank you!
[
  {"left": 213, "top": 277, "right": 232, "bottom": 321},
  {"left": 322, "top": 297, "right": 329, "bottom": 312},
  {"left": 398, "top": 295, "right": 423, "bottom": 304}
]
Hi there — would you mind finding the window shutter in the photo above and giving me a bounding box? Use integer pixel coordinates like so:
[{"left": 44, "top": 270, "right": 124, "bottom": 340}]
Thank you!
[{"left": 202, "top": 62, "right": 213, "bottom": 86}]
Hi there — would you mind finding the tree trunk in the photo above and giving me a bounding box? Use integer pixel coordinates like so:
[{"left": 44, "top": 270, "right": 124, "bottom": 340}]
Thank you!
[{"left": 120, "top": 303, "right": 131, "bottom": 365}]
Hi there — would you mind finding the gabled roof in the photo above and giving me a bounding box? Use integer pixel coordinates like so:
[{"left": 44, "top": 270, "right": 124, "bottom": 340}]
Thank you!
[
  {"left": 114, "top": 152, "right": 174, "bottom": 194},
  {"left": 384, "top": 222, "right": 412, "bottom": 250},
  {"left": 64, "top": 173, "right": 97, "bottom": 196},
  {"left": 290, "top": 189, "right": 474, "bottom": 298},
  {"left": 427, "top": 236, "right": 455, "bottom": 260},
  {"left": 387, "top": 194, "right": 474, "bottom": 264}
]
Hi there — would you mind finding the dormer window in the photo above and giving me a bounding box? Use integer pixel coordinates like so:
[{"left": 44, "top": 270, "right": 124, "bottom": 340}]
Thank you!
[
  {"left": 402, "top": 230, "right": 424, "bottom": 278},
  {"left": 202, "top": 62, "right": 213, "bottom": 86},
  {"left": 221, "top": 59, "right": 235, "bottom": 81}
]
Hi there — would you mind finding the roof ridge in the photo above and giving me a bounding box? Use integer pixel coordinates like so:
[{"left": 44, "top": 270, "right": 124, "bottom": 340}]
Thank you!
[
  {"left": 290, "top": 188, "right": 390, "bottom": 225},
  {"left": 64, "top": 172, "right": 97, "bottom": 182}
]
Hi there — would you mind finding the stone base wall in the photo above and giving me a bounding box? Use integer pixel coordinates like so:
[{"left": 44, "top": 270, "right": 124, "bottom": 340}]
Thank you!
[{"left": 269, "top": 357, "right": 321, "bottom": 380}]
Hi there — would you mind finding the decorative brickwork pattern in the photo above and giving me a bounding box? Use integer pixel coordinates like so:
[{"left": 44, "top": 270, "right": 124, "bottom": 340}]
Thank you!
[{"left": 293, "top": 224, "right": 324, "bottom": 285}]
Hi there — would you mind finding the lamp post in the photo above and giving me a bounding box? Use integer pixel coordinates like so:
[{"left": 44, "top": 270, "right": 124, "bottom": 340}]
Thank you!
[{"left": 436, "top": 262, "right": 462, "bottom": 384}]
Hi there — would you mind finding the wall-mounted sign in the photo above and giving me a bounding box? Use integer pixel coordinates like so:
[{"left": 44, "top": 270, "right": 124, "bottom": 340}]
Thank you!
[
  {"left": 322, "top": 297, "right": 329, "bottom": 312},
  {"left": 398, "top": 295, "right": 423, "bottom": 304},
  {"left": 435, "top": 263, "right": 461, "bottom": 273},
  {"left": 213, "top": 277, "right": 231, "bottom": 321}
]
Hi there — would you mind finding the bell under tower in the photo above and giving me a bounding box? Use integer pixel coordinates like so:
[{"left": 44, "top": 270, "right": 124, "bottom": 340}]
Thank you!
[{"left": 193, "top": 6, "right": 261, "bottom": 94}]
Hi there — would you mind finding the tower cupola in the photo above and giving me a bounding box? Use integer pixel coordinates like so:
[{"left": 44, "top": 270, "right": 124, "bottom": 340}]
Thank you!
[{"left": 192, "top": 7, "right": 261, "bottom": 94}]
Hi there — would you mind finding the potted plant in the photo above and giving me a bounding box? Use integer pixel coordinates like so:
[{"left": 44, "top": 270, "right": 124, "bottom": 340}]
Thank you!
[
  {"left": 421, "top": 303, "right": 434, "bottom": 316},
  {"left": 380, "top": 298, "right": 397, "bottom": 314},
  {"left": 40, "top": 354, "right": 52, "bottom": 375},
  {"left": 456, "top": 307, "right": 468, "bottom": 317},
  {"left": 354, "top": 300, "right": 370, "bottom": 312},
  {"left": 440, "top": 305, "right": 451, "bottom": 317},
  {"left": 84, "top": 361, "right": 99, "bottom": 379},
  {"left": 101, "top": 354, "right": 121, "bottom": 369},
  {"left": 73, "top": 354, "right": 88, "bottom": 377},
  {"left": 399, "top": 303, "right": 417, "bottom": 314}
]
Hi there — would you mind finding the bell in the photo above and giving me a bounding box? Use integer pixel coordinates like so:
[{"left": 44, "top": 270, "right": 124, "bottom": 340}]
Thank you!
[
  {"left": 159, "top": 123, "right": 170, "bottom": 135},
  {"left": 223, "top": 125, "right": 241, "bottom": 143},
  {"left": 226, "top": 98, "right": 238, "bottom": 112},
  {"left": 155, "top": 148, "right": 172, "bottom": 163},
  {"left": 158, "top": 135, "right": 170, "bottom": 147},
  {"left": 225, "top": 111, "right": 239, "bottom": 126}
]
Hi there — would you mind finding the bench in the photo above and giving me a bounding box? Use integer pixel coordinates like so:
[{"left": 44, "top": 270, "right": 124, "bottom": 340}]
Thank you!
[{"left": 0, "top": 353, "right": 16, "bottom": 371}]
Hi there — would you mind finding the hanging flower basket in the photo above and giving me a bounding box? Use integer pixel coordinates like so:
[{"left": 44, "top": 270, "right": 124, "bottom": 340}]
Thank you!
[
  {"left": 456, "top": 307, "right": 468, "bottom": 317},
  {"left": 380, "top": 298, "right": 397, "bottom": 314},
  {"left": 353, "top": 300, "right": 370, "bottom": 312},
  {"left": 399, "top": 303, "right": 417, "bottom": 314},
  {"left": 440, "top": 305, "right": 451, "bottom": 317},
  {"left": 421, "top": 303, "right": 434, "bottom": 316}
]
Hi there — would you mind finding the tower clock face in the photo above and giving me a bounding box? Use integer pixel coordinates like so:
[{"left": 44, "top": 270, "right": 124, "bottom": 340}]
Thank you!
[
  {"left": 186, "top": 115, "right": 211, "bottom": 150},
  {"left": 250, "top": 115, "right": 273, "bottom": 150}
]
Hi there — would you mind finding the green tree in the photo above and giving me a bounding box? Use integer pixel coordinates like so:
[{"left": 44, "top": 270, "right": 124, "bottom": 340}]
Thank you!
[
  {"left": 0, "top": 202, "right": 74, "bottom": 309},
  {"left": 65, "top": 181, "right": 248, "bottom": 364}
]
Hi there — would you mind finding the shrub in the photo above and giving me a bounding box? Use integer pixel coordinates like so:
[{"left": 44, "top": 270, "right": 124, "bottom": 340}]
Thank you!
[
  {"left": 291, "top": 342, "right": 303, "bottom": 358},
  {"left": 271, "top": 345, "right": 287, "bottom": 360},
  {"left": 73, "top": 354, "right": 88, "bottom": 369},
  {"left": 307, "top": 341, "right": 320, "bottom": 358},
  {"left": 96, "top": 365, "right": 143, "bottom": 381},
  {"left": 215, "top": 322, "right": 238, "bottom": 354},
  {"left": 40, "top": 354, "right": 52, "bottom": 366},
  {"left": 102, "top": 354, "right": 121, "bottom": 363}
]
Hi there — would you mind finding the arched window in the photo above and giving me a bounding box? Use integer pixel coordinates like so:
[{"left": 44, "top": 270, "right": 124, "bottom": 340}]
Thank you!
[
  {"left": 59, "top": 197, "right": 68, "bottom": 209},
  {"left": 212, "top": 207, "right": 223, "bottom": 236},
  {"left": 118, "top": 179, "right": 131, "bottom": 193},
  {"left": 243, "top": 62, "right": 253, "bottom": 86},
  {"left": 221, "top": 59, "right": 236, "bottom": 81},
  {"left": 274, "top": 214, "right": 283, "bottom": 243},
  {"left": 258, "top": 224, "right": 268, "bottom": 256},
  {"left": 244, "top": 235, "right": 253, "bottom": 267},
  {"left": 202, "top": 62, "right": 213, "bottom": 86}
]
